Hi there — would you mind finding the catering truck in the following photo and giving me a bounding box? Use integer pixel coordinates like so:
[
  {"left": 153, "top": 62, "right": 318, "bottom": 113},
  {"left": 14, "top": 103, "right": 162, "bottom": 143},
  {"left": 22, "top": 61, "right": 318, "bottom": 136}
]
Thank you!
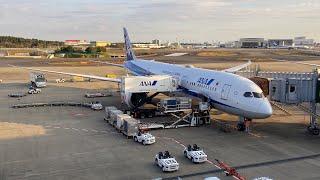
[{"left": 30, "top": 72, "right": 46, "bottom": 88}]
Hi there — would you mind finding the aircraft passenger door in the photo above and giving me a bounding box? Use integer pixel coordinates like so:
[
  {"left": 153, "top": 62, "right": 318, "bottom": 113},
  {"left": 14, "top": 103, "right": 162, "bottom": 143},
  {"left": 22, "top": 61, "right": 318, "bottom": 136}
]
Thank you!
[
  {"left": 288, "top": 84, "right": 297, "bottom": 102},
  {"left": 221, "top": 84, "right": 231, "bottom": 100}
]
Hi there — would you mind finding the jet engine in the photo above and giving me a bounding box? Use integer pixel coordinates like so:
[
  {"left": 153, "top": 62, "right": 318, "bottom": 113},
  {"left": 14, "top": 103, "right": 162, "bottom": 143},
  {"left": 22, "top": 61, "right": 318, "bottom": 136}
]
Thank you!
[{"left": 122, "top": 92, "right": 148, "bottom": 108}]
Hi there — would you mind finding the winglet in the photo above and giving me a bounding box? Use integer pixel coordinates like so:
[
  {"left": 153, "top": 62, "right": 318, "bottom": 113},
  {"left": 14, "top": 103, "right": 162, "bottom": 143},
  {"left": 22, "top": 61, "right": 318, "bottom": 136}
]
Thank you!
[{"left": 123, "top": 27, "right": 136, "bottom": 61}]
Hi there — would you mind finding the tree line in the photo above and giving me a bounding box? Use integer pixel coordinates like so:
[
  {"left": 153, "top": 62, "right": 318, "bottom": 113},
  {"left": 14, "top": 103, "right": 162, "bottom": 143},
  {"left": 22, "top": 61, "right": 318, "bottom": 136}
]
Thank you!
[
  {"left": 55, "top": 46, "right": 106, "bottom": 54},
  {"left": 0, "top": 36, "right": 64, "bottom": 48}
]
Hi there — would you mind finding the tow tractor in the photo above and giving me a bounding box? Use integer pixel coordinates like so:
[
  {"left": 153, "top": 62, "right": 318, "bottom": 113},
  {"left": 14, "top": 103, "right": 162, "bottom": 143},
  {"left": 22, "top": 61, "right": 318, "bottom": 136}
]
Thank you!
[
  {"left": 55, "top": 78, "right": 65, "bottom": 83},
  {"left": 90, "top": 101, "right": 103, "bottom": 110},
  {"left": 155, "top": 151, "right": 179, "bottom": 172},
  {"left": 183, "top": 144, "right": 207, "bottom": 163},
  {"left": 215, "top": 159, "right": 246, "bottom": 180},
  {"left": 133, "top": 130, "right": 155, "bottom": 145},
  {"left": 28, "top": 87, "right": 41, "bottom": 94}
]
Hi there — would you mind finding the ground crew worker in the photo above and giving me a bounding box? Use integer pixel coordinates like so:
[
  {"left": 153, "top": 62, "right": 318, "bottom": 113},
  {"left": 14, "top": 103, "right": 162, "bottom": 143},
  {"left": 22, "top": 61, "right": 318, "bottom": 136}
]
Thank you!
[{"left": 245, "top": 118, "right": 251, "bottom": 133}]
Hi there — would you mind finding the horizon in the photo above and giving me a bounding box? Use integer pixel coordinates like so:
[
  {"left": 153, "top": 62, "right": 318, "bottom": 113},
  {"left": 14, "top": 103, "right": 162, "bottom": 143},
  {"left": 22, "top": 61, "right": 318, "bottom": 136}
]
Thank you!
[
  {"left": 0, "top": 0, "right": 319, "bottom": 42},
  {"left": 1, "top": 34, "right": 319, "bottom": 44}
]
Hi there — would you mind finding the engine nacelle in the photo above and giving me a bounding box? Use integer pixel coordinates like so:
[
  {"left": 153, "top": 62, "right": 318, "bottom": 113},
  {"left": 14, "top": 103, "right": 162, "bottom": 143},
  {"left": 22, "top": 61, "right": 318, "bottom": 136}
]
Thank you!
[{"left": 121, "top": 92, "right": 148, "bottom": 108}]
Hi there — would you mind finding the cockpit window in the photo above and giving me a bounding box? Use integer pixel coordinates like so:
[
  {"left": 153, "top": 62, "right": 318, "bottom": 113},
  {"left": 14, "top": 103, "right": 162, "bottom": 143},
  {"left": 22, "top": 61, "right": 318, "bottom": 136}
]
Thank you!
[
  {"left": 243, "top": 92, "right": 253, "bottom": 97},
  {"left": 253, "top": 92, "right": 263, "bottom": 98}
]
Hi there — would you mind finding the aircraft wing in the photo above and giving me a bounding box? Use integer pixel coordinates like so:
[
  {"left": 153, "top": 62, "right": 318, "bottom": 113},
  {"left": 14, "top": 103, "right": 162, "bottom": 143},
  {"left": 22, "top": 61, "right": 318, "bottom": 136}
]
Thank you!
[
  {"left": 90, "top": 60, "right": 124, "bottom": 67},
  {"left": 9, "top": 65, "right": 121, "bottom": 83},
  {"left": 222, "top": 60, "right": 251, "bottom": 73}
]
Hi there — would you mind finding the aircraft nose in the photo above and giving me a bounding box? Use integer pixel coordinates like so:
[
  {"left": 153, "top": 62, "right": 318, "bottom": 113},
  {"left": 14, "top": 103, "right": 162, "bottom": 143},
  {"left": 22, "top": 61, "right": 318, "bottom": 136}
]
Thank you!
[{"left": 257, "top": 100, "right": 273, "bottom": 118}]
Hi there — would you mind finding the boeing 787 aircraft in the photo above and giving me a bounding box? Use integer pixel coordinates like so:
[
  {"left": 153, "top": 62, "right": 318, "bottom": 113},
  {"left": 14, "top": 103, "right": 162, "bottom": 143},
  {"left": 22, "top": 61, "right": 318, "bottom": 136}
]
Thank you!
[{"left": 13, "top": 28, "right": 272, "bottom": 121}]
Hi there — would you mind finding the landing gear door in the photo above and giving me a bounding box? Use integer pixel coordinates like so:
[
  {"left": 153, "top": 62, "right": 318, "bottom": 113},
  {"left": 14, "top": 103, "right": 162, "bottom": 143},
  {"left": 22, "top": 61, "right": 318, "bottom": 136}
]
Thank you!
[{"left": 221, "top": 84, "right": 231, "bottom": 100}]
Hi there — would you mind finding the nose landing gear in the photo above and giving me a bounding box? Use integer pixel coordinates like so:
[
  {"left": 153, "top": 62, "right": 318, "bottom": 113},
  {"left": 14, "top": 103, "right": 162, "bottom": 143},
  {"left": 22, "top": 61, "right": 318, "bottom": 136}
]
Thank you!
[
  {"left": 237, "top": 122, "right": 246, "bottom": 131},
  {"left": 237, "top": 117, "right": 252, "bottom": 132}
]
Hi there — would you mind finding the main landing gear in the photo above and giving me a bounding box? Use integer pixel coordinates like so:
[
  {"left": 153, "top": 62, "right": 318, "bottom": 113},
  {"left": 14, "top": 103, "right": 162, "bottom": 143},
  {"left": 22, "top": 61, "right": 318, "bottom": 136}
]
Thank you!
[
  {"left": 307, "top": 124, "right": 319, "bottom": 136},
  {"left": 237, "top": 122, "right": 245, "bottom": 131}
]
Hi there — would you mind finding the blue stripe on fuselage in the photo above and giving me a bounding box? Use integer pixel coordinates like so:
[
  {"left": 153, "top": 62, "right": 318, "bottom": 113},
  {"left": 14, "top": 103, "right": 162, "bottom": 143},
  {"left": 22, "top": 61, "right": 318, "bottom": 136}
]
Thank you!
[{"left": 179, "top": 86, "right": 238, "bottom": 110}]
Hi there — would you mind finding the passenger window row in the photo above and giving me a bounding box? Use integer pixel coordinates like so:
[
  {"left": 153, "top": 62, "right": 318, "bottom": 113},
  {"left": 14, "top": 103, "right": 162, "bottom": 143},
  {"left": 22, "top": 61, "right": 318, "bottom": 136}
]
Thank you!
[{"left": 187, "top": 81, "right": 217, "bottom": 91}]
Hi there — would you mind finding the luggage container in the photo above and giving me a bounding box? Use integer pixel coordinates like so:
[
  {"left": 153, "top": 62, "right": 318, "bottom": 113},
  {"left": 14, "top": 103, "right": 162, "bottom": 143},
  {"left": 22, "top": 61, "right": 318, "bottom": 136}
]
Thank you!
[
  {"left": 116, "top": 114, "right": 131, "bottom": 131},
  {"left": 109, "top": 109, "right": 123, "bottom": 126},
  {"left": 104, "top": 106, "right": 117, "bottom": 121},
  {"left": 176, "top": 97, "right": 192, "bottom": 109},
  {"left": 123, "top": 118, "right": 140, "bottom": 137}
]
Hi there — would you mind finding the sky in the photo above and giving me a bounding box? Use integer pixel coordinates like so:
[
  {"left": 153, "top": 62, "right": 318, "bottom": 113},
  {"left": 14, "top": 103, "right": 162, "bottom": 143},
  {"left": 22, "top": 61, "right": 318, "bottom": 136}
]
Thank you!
[{"left": 0, "top": 0, "right": 319, "bottom": 42}]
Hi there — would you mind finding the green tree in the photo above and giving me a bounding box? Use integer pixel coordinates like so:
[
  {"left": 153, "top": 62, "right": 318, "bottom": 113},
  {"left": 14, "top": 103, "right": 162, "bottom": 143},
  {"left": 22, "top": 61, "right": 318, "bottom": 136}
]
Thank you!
[
  {"left": 0, "top": 36, "right": 63, "bottom": 48},
  {"left": 85, "top": 47, "right": 96, "bottom": 54},
  {"left": 96, "top": 47, "right": 106, "bottom": 53}
]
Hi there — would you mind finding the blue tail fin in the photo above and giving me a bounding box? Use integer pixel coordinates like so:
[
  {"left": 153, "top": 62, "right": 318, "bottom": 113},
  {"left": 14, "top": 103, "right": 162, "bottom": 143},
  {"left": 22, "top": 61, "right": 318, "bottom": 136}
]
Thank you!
[{"left": 123, "top": 27, "right": 136, "bottom": 61}]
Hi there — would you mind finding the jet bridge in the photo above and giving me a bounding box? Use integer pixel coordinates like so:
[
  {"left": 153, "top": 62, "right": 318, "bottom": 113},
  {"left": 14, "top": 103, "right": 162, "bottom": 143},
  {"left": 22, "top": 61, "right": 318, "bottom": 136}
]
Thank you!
[{"left": 236, "top": 69, "right": 320, "bottom": 135}]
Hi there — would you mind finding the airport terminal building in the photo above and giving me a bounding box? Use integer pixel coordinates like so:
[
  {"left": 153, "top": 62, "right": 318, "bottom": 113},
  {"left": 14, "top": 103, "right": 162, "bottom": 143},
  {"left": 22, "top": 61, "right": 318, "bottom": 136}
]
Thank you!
[
  {"left": 294, "top": 36, "right": 314, "bottom": 46},
  {"left": 238, "top": 37, "right": 314, "bottom": 48},
  {"left": 239, "top": 38, "right": 265, "bottom": 48},
  {"left": 268, "top": 39, "right": 293, "bottom": 48}
]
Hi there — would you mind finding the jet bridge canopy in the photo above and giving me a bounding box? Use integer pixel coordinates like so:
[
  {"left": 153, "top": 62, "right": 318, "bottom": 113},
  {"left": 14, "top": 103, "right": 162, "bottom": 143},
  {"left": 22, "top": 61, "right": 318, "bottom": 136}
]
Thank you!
[
  {"left": 269, "top": 78, "right": 314, "bottom": 104},
  {"left": 236, "top": 70, "right": 319, "bottom": 104}
]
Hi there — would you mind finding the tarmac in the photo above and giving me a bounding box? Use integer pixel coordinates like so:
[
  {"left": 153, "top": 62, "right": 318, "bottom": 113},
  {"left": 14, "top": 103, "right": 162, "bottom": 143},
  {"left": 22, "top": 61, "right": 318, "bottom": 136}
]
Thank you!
[{"left": 0, "top": 82, "right": 320, "bottom": 180}]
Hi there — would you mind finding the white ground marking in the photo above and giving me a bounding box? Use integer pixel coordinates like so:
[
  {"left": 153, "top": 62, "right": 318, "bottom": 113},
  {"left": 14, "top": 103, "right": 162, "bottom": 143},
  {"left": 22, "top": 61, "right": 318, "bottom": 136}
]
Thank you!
[{"left": 165, "top": 53, "right": 188, "bottom": 57}]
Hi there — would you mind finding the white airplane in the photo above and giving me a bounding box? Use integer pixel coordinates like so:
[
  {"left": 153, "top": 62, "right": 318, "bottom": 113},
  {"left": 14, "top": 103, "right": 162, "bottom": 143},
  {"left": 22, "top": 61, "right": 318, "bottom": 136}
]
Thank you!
[{"left": 12, "top": 28, "right": 272, "bottom": 121}]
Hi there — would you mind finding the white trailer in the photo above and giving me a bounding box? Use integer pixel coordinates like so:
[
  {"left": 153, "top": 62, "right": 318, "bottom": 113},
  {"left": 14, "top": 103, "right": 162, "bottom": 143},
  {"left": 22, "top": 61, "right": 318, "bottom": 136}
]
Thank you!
[
  {"left": 109, "top": 109, "right": 123, "bottom": 126},
  {"left": 104, "top": 106, "right": 117, "bottom": 121},
  {"left": 120, "top": 75, "right": 177, "bottom": 93},
  {"left": 122, "top": 118, "right": 140, "bottom": 137},
  {"left": 30, "top": 72, "right": 46, "bottom": 88}
]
